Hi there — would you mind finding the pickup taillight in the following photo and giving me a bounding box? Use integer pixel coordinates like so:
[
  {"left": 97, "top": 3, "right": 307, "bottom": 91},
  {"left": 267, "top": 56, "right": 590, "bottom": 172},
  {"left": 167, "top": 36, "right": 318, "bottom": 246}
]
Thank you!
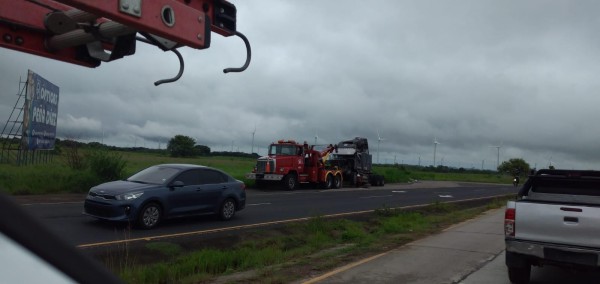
[{"left": 504, "top": 208, "right": 516, "bottom": 237}]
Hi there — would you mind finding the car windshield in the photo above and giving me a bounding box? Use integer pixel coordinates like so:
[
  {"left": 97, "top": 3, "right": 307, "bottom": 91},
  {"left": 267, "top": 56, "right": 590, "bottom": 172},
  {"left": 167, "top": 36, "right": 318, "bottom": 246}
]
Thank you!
[{"left": 127, "top": 166, "right": 181, "bottom": 185}]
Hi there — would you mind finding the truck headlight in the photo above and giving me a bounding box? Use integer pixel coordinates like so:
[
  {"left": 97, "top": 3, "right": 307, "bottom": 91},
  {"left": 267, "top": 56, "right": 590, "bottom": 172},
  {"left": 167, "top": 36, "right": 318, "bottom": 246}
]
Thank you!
[{"left": 116, "top": 192, "right": 144, "bottom": 201}]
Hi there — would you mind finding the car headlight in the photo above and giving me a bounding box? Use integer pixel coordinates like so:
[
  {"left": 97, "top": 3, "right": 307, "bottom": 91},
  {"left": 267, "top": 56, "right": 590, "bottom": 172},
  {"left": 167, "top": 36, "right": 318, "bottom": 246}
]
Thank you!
[{"left": 116, "top": 192, "right": 144, "bottom": 201}]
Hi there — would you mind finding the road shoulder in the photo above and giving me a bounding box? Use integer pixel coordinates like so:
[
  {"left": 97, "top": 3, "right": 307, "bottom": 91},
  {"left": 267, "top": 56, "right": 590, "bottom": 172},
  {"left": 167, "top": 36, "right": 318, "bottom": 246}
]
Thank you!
[{"left": 302, "top": 208, "right": 506, "bottom": 284}]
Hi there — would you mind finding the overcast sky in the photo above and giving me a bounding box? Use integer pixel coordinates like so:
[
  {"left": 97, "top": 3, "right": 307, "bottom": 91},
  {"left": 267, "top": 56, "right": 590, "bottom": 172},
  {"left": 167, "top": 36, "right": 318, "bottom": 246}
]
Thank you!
[{"left": 2, "top": 0, "right": 600, "bottom": 170}]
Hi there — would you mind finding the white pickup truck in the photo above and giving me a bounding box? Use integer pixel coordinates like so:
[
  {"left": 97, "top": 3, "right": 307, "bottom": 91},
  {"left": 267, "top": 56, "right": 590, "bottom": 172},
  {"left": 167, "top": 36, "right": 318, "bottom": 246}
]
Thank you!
[{"left": 504, "top": 169, "right": 600, "bottom": 283}]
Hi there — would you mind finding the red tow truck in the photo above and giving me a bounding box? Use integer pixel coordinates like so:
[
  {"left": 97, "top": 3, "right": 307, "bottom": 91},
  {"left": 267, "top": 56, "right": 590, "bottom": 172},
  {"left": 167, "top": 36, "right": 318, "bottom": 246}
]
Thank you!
[{"left": 245, "top": 140, "right": 343, "bottom": 190}]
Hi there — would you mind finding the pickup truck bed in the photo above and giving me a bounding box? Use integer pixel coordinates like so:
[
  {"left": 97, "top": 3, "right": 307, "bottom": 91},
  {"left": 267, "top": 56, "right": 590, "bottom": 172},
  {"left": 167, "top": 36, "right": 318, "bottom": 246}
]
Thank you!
[{"left": 505, "top": 169, "right": 600, "bottom": 283}]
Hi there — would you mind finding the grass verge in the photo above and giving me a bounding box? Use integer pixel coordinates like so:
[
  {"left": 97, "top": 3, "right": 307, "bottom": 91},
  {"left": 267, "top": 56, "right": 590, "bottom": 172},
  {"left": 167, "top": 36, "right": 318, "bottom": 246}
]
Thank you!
[{"left": 104, "top": 196, "right": 511, "bottom": 284}]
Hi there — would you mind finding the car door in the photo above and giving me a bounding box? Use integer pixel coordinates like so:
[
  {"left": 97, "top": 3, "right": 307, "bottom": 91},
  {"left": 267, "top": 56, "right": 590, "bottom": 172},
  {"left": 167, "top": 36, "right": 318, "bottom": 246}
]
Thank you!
[
  {"left": 196, "top": 169, "right": 229, "bottom": 212},
  {"left": 166, "top": 169, "right": 204, "bottom": 216}
]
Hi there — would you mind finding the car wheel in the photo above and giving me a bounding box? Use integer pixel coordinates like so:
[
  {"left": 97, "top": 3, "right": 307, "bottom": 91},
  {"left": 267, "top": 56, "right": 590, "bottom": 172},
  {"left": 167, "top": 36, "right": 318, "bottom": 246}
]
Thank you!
[
  {"left": 138, "top": 203, "right": 161, "bottom": 229},
  {"left": 333, "top": 174, "right": 342, "bottom": 189},
  {"left": 282, "top": 174, "right": 297, "bottom": 190},
  {"left": 508, "top": 265, "right": 531, "bottom": 284},
  {"left": 219, "top": 199, "right": 236, "bottom": 221}
]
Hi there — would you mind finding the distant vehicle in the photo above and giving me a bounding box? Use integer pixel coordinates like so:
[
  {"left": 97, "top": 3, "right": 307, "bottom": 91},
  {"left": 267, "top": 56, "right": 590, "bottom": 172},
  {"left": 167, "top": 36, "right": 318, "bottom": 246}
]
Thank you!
[
  {"left": 505, "top": 169, "right": 600, "bottom": 283},
  {"left": 84, "top": 164, "right": 246, "bottom": 229},
  {"left": 245, "top": 140, "right": 343, "bottom": 190},
  {"left": 245, "top": 137, "right": 385, "bottom": 190},
  {"left": 328, "top": 137, "right": 385, "bottom": 187}
]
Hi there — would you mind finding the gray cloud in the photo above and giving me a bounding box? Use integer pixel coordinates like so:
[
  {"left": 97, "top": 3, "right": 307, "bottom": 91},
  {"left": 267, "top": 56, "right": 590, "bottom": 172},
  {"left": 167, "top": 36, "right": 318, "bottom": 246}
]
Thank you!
[{"left": 2, "top": 0, "right": 600, "bottom": 170}]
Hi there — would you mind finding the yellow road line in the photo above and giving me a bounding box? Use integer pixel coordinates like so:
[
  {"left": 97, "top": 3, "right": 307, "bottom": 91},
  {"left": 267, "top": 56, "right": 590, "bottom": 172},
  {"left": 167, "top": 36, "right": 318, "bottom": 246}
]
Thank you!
[
  {"left": 301, "top": 251, "right": 390, "bottom": 284},
  {"left": 77, "top": 210, "right": 373, "bottom": 248}
]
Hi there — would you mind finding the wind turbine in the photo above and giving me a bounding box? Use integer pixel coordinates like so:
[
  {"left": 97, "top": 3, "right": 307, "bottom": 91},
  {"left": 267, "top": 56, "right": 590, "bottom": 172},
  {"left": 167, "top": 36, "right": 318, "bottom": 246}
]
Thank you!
[
  {"left": 314, "top": 131, "right": 319, "bottom": 146},
  {"left": 377, "top": 130, "right": 385, "bottom": 164},
  {"left": 251, "top": 125, "right": 256, "bottom": 154},
  {"left": 433, "top": 138, "right": 440, "bottom": 167},
  {"left": 489, "top": 142, "right": 502, "bottom": 169}
]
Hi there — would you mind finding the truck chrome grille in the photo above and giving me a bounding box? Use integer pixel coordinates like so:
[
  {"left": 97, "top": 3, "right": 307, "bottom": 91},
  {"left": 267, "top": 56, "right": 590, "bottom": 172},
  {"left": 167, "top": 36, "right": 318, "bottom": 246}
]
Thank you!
[{"left": 256, "top": 160, "right": 275, "bottom": 173}]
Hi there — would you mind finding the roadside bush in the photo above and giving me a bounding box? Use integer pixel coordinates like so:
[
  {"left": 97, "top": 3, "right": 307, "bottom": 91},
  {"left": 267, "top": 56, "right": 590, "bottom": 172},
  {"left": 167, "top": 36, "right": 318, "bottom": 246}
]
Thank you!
[
  {"left": 62, "top": 170, "right": 101, "bottom": 193},
  {"left": 63, "top": 141, "right": 85, "bottom": 170},
  {"left": 87, "top": 150, "right": 127, "bottom": 181}
]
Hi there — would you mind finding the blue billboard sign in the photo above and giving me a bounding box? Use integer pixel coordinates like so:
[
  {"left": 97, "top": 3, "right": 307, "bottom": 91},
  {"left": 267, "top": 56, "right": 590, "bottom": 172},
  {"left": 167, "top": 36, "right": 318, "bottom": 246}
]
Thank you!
[{"left": 22, "top": 70, "right": 60, "bottom": 150}]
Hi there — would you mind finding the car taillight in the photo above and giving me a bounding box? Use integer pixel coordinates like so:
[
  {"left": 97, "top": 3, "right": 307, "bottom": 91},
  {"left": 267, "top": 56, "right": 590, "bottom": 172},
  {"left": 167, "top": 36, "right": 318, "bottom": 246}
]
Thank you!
[
  {"left": 504, "top": 208, "right": 515, "bottom": 237},
  {"left": 241, "top": 183, "right": 246, "bottom": 190}
]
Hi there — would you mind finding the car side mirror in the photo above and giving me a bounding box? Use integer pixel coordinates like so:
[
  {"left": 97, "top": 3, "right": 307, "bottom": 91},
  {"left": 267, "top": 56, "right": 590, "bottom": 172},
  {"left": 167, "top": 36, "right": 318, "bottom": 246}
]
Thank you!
[{"left": 170, "top": 180, "right": 185, "bottom": 189}]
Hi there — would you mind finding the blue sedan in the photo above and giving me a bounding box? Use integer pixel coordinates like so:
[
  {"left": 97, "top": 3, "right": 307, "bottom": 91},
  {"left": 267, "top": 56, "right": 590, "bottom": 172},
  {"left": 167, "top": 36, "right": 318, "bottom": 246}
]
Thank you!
[{"left": 84, "top": 164, "right": 246, "bottom": 229}]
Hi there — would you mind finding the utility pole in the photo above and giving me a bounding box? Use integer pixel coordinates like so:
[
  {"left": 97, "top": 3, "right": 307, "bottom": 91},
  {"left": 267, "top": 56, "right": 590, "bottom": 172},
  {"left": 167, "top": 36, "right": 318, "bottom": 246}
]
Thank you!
[
  {"left": 489, "top": 144, "right": 502, "bottom": 169},
  {"left": 433, "top": 138, "right": 440, "bottom": 167},
  {"left": 251, "top": 126, "right": 256, "bottom": 154},
  {"left": 377, "top": 131, "right": 384, "bottom": 164}
]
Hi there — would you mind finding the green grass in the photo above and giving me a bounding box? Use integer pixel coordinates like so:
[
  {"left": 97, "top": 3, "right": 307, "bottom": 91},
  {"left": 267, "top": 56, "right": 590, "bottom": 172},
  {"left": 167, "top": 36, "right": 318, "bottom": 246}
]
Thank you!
[
  {"left": 0, "top": 151, "right": 257, "bottom": 195},
  {"left": 108, "top": 197, "right": 512, "bottom": 284},
  {"left": 372, "top": 164, "right": 512, "bottom": 184},
  {"left": 0, "top": 150, "right": 512, "bottom": 195}
]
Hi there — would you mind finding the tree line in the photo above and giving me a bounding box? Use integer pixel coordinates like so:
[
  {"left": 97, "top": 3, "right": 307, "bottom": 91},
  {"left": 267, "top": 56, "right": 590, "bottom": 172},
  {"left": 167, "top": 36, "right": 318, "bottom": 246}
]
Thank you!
[{"left": 50, "top": 134, "right": 258, "bottom": 158}]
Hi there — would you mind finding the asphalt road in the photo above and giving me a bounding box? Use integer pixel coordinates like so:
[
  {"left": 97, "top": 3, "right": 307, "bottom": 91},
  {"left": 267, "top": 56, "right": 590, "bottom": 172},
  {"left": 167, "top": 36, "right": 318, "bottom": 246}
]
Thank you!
[{"left": 18, "top": 181, "right": 517, "bottom": 248}]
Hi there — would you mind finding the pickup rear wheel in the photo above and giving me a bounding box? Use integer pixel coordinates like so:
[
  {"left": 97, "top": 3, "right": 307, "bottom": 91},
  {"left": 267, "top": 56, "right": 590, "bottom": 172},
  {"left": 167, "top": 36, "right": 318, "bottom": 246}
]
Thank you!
[
  {"left": 282, "top": 174, "right": 297, "bottom": 191},
  {"left": 508, "top": 265, "right": 531, "bottom": 284}
]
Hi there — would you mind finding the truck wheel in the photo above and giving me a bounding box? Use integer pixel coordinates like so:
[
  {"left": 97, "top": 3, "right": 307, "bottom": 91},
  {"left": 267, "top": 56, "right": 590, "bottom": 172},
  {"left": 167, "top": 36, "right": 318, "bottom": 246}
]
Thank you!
[
  {"left": 333, "top": 174, "right": 342, "bottom": 189},
  {"left": 352, "top": 174, "right": 358, "bottom": 187},
  {"left": 370, "top": 176, "right": 378, "bottom": 186},
  {"left": 322, "top": 174, "right": 334, "bottom": 189},
  {"left": 282, "top": 174, "right": 297, "bottom": 191},
  {"left": 508, "top": 265, "right": 530, "bottom": 284},
  {"left": 379, "top": 176, "right": 385, "bottom": 186},
  {"left": 255, "top": 180, "right": 266, "bottom": 189}
]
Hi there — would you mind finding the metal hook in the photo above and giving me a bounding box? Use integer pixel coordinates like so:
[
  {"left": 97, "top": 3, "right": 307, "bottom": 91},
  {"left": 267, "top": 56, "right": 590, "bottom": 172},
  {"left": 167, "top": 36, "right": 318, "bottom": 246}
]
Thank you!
[
  {"left": 136, "top": 35, "right": 185, "bottom": 86},
  {"left": 153, "top": 48, "right": 184, "bottom": 86},
  {"left": 223, "top": 31, "right": 251, "bottom": 73}
]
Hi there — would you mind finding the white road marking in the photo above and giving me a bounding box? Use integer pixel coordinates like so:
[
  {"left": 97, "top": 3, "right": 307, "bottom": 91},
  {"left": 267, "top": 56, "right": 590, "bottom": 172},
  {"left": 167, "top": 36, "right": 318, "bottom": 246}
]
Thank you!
[
  {"left": 438, "top": 195, "right": 453, "bottom": 198},
  {"left": 360, "top": 195, "right": 393, "bottom": 199},
  {"left": 21, "top": 201, "right": 83, "bottom": 206},
  {"left": 247, "top": 203, "right": 272, "bottom": 206},
  {"left": 392, "top": 191, "right": 406, "bottom": 193}
]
